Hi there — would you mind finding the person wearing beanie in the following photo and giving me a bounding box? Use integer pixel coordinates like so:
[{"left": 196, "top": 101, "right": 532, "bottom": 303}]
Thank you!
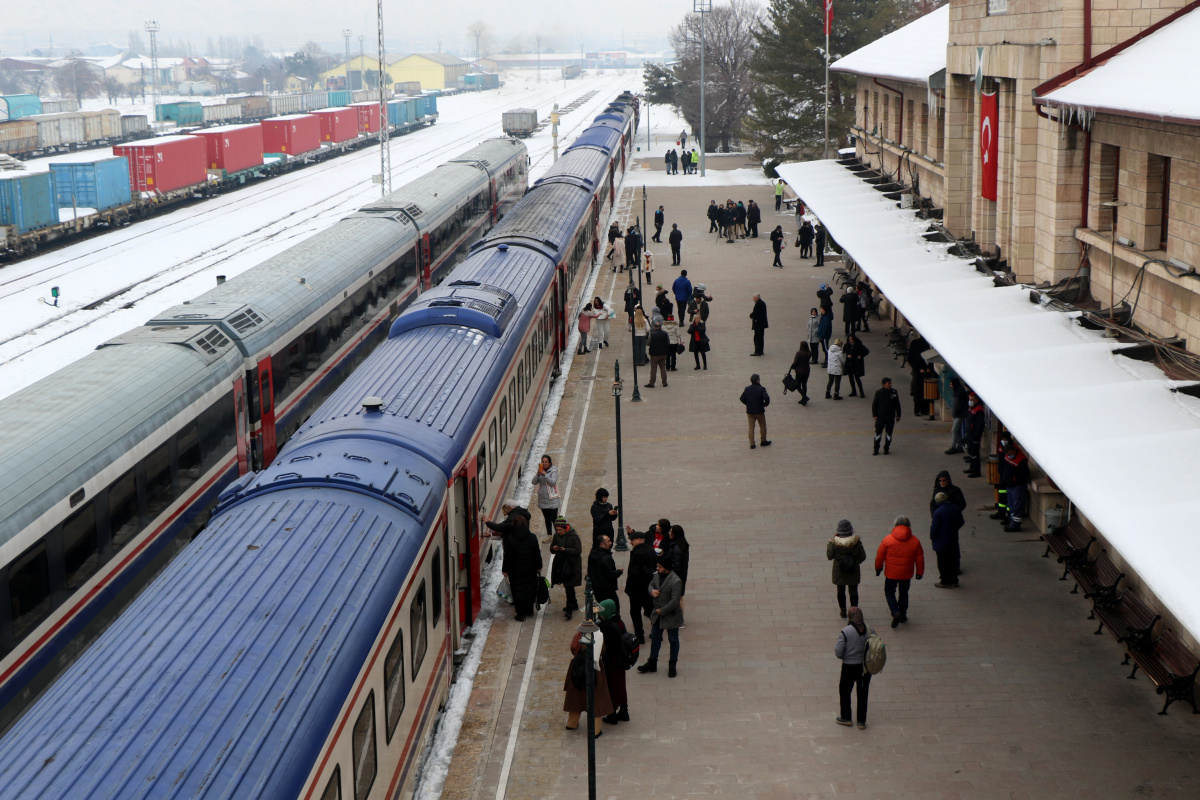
[
  {"left": 549, "top": 518, "right": 583, "bottom": 618},
  {"left": 930, "top": 493, "right": 965, "bottom": 588},
  {"left": 834, "top": 607, "right": 873, "bottom": 729},
  {"left": 827, "top": 520, "right": 867, "bottom": 618},
  {"left": 595, "top": 599, "right": 631, "bottom": 725},
  {"left": 929, "top": 471, "right": 967, "bottom": 517},
  {"left": 875, "top": 515, "right": 925, "bottom": 627},
  {"left": 637, "top": 559, "right": 684, "bottom": 677}
]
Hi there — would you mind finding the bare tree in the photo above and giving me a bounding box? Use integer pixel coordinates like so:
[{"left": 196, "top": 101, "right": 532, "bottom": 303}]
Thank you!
[
  {"left": 667, "top": 0, "right": 764, "bottom": 152},
  {"left": 56, "top": 59, "right": 104, "bottom": 103},
  {"left": 103, "top": 76, "right": 123, "bottom": 104},
  {"left": 127, "top": 30, "right": 146, "bottom": 56}
]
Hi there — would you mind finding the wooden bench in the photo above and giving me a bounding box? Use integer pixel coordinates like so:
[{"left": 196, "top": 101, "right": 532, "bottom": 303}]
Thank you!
[
  {"left": 886, "top": 327, "right": 913, "bottom": 365},
  {"left": 1133, "top": 631, "right": 1200, "bottom": 715}
]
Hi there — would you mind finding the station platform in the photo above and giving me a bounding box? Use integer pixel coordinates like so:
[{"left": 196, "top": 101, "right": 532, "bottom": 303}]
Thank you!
[{"left": 439, "top": 170, "right": 1200, "bottom": 799}]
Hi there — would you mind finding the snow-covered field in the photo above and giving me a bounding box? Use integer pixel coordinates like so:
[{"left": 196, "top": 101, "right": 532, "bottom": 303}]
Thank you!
[{"left": 0, "top": 70, "right": 638, "bottom": 401}]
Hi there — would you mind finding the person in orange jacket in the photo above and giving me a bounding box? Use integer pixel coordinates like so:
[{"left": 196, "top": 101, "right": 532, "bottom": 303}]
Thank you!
[{"left": 874, "top": 515, "right": 925, "bottom": 628}]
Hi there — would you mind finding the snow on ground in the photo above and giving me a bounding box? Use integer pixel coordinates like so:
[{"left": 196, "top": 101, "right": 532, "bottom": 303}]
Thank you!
[{"left": 0, "top": 70, "right": 639, "bottom": 401}]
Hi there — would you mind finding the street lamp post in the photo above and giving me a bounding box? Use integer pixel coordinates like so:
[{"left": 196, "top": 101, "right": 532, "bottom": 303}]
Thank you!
[
  {"left": 612, "top": 365, "right": 628, "bottom": 551},
  {"left": 577, "top": 579, "right": 600, "bottom": 800},
  {"left": 694, "top": 0, "right": 711, "bottom": 177},
  {"left": 629, "top": 271, "right": 643, "bottom": 403}
]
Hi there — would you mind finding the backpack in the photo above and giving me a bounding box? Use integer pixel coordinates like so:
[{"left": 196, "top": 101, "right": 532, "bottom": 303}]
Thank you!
[
  {"left": 835, "top": 551, "right": 858, "bottom": 573},
  {"left": 570, "top": 649, "right": 588, "bottom": 690},
  {"left": 864, "top": 632, "right": 887, "bottom": 675},
  {"left": 620, "top": 630, "right": 641, "bottom": 670}
]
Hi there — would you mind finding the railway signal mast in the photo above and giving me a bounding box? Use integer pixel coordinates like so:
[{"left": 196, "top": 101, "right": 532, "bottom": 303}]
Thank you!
[
  {"left": 377, "top": 0, "right": 391, "bottom": 195},
  {"left": 145, "top": 21, "right": 160, "bottom": 112},
  {"left": 343, "top": 29, "right": 352, "bottom": 90}
]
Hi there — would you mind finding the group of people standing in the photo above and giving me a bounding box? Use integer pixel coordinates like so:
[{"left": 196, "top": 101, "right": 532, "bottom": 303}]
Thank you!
[
  {"left": 626, "top": 269, "right": 713, "bottom": 371},
  {"left": 707, "top": 199, "right": 762, "bottom": 241},
  {"left": 664, "top": 147, "right": 699, "bottom": 175}
]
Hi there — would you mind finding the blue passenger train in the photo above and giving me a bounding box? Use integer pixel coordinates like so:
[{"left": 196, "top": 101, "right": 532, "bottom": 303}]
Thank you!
[{"left": 0, "top": 91, "right": 639, "bottom": 798}]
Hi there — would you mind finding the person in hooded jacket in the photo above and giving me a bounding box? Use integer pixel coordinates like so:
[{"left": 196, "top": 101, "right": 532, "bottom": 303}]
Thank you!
[
  {"left": 531, "top": 455, "right": 561, "bottom": 539},
  {"left": 834, "top": 607, "right": 873, "bottom": 729},
  {"left": 872, "top": 377, "right": 902, "bottom": 455},
  {"left": 663, "top": 315, "right": 682, "bottom": 371},
  {"left": 503, "top": 518, "right": 543, "bottom": 621},
  {"left": 622, "top": 528, "right": 657, "bottom": 643},
  {"left": 668, "top": 525, "right": 690, "bottom": 602},
  {"left": 596, "top": 599, "right": 631, "bottom": 725},
  {"left": 789, "top": 342, "right": 812, "bottom": 405},
  {"left": 817, "top": 308, "right": 834, "bottom": 366},
  {"left": 824, "top": 338, "right": 845, "bottom": 400},
  {"left": 590, "top": 488, "right": 618, "bottom": 548},
  {"left": 735, "top": 201, "right": 748, "bottom": 238},
  {"left": 875, "top": 515, "right": 925, "bottom": 627},
  {"left": 843, "top": 333, "right": 869, "bottom": 398},
  {"left": 827, "top": 519, "right": 867, "bottom": 618},
  {"left": 550, "top": 517, "right": 583, "bottom": 617},
  {"left": 816, "top": 283, "right": 834, "bottom": 313},
  {"left": 484, "top": 500, "right": 531, "bottom": 544},
  {"left": 929, "top": 493, "right": 965, "bottom": 588},
  {"left": 929, "top": 471, "right": 967, "bottom": 516}
]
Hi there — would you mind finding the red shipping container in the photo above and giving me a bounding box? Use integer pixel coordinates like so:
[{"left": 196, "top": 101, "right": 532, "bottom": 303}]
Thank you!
[
  {"left": 191, "top": 124, "right": 264, "bottom": 175},
  {"left": 113, "top": 135, "right": 208, "bottom": 194},
  {"left": 314, "top": 107, "right": 359, "bottom": 144},
  {"left": 350, "top": 102, "right": 381, "bottom": 134},
  {"left": 261, "top": 114, "right": 321, "bottom": 156}
]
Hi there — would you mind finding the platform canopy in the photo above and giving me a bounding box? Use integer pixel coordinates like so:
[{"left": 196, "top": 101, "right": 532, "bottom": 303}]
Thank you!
[
  {"left": 777, "top": 158, "right": 1200, "bottom": 641},
  {"left": 1038, "top": 7, "right": 1200, "bottom": 125},
  {"left": 830, "top": 4, "right": 948, "bottom": 85}
]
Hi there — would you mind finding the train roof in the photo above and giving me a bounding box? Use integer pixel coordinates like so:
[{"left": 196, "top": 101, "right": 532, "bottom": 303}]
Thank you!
[
  {"left": 533, "top": 147, "right": 610, "bottom": 191},
  {"left": 0, "top": 329, "right": 241, "bottom": 549},
  {"left": 446, "top": 137, "right": 527, "bottom": 174},
  {"left": 0, "top": 480, "right": 442, "bottom": 798},
  {"left": 564, "top": 126, "right": 623, "bottom": 155},
  {"left": 474, "top": 182, "right": 594, "bottom": 262},
  {"left": 276, "top": 244, "right": 554, "bottom": 475}
]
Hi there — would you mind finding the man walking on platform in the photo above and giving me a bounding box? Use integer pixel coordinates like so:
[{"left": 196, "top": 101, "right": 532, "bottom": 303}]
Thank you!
[
  {"left": 875, "top": 516, "right": 924, "bottom": 627},
  {"left": 872, "top": 377, "right": 902, "bottom": 455},
  {"left": 637, "top": 559, "right": 684, "bottom": 677},
  {"left": 672, "top": 269, "right": 692, "bottom": 325},
  {"left": 645, "top": 321, "right": 670, "bottom": 388},
  {"left": 739, "top": 373, "right": 772, "bottom": 449},
  {"left": 747, "top": 199, "right": 761, "bottom": 238},
  {"left": 815, "top": 223, "right": 827, "bottom": 266},
  {"left": 653, "top": 205, "right": 665, "bottom": 242},
  {"left": 749, "top": 294, "right": 768, "bottom": 356},
  {"left": 588, "top": 534, "right": 623, "bottom": 615},
  {"left": 770, "top": 225, "right": 785, "bottom": 267},
  {"left": 707, "top": 200, "right": 719, "bottom": 233},
  {"left": 669, "top": 223, "right": 683, "bottom": 265},
  {"left": 623, "top": 529, "right": 657, "bottom": 644}
]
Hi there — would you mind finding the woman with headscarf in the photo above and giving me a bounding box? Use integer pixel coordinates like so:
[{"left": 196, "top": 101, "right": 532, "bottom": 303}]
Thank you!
[
  {"left": 834, "top": 607, "right": 873, "bottom": 729},
  {"left": 827, "top": 519, "right": 867, "bottom": 618},
  {"left": 564, "top": 609, "right": 614, "bottom": 737},
  {"left": 596, "top": 599, "right": 631, "bottom": 725}
]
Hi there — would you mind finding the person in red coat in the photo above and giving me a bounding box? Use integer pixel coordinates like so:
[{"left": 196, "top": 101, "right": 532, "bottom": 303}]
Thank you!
[{"left": 874, "top": 516, "right": 925, "bottom": 628}]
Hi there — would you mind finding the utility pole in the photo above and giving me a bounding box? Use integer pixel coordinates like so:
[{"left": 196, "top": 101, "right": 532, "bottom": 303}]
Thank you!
[
  {"left": 343, "top": 29, "right": 352, "bottom": 90},
  {"left": 536, "top": 35, "right": 542, "bottom": 83},
  {"left": 145, "top": 21, "right": 160, "bottom": 112},
  {"left": 377, "top": 0, "right": 391, "bottom": 195},
  {"left": 359, "top": 35, "right": 365, "bottom": 87},
  {"left": 693, "top": 1, "right": 711, "bottom": 176},
  {"left": 551, "top": 103, "right": 559, "bottom": 161}
]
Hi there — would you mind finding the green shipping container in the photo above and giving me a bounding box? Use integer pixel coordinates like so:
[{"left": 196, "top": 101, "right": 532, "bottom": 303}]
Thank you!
[{"left": 156, "top": 102, "right": 204, "bottom": 126}]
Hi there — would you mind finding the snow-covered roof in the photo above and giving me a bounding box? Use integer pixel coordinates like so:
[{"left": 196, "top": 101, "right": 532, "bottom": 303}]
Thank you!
[
  {"left": 1039, "top": 7, "right": 1200, "bottom": 124},
  {"left": 830, "top": 5, "right": 948, "bottom": 86},
  {"left": 776, "top": 158, "right": 1200, "bottom": 641}
]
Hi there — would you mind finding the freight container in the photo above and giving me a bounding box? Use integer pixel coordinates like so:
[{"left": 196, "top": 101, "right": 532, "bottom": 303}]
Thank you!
[
  {"left": 268, "top": 94, "right": 303, "bottom": 116},
  {"left": 0, "top": 171, "right": 57, "bottom": 233},
  {"left": 417, "top": 94, "right": 439, "bottom": 118},
  {"left": 300, "top": 91, "right": 329, "bottom": 112},
  {"left": 0, "top": 120, "right": 38, "bottom": 156},
  {"left": 78, "top": 109, "right": 121, "bottom": 142},
  {"left": 28, "top": 113, "right": 86, "bottom": 150},
  {"left": 393, "top": 81, "right": 421, "bottom": 97},
  {"left": 120, "top": 115, "right": 149, "bottom": 139},
  {"left": 191, "top": 124, "right": 264, "bottom": 176},
  {"left": 156, "top": 101, "right": 203, "bottom": 126},
  {"left": 201, "top": 103, "right": 241, "bottom": 124},
  {"left": 350, "top": 102, "right": 381, "bottom": 134},
  {"left": 327, "top": 90, "right": 351, "bottom": 107},
  {"left": 228, "top": 96, "right": 270, "bottom": 120},
  {"left": 178, "top": 81, "right": 216, "bottom": 96},
  {"left": 113, "top": 135, "right": 208, "bottom": 194},
  {"left": 385, "top": 99, "right": 409, "bottom": 128},
  {"left": 352, "top": 89, "right": 374, "bottom": 104},
  {"left": 49, "top": 156, "right": 131, "bottom": 211},
  {"left": 313, "top": 108, "right": 358, "bottom": 143},
  {"left": 261, "top": 114, "right": 321, "bottom": 156},
  {"left": 0, "top": 95, "right": 42, "bottom": 121},
  {"left": 463, "top": 73, "right": 499, "bottom": 90},
  {"left": 41, "top": 99, "right": 79, "bottom": 114},
  {"left": 502, "top": 108, "right": 538, "bottom": 138}
]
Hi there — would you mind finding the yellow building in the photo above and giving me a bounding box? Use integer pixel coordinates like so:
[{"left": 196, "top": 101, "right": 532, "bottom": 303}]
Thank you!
[
  {"left": 388, "top": 53, "right": 469, "bottom": 91},
  {"left": 318, "top": 56, "right": 386, "bottom": 91}
]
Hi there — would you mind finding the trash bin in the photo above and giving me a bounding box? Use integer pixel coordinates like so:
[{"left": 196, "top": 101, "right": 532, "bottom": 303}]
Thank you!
[{"left": 986, "top": 454, "right": 1001, "bottom": 485}]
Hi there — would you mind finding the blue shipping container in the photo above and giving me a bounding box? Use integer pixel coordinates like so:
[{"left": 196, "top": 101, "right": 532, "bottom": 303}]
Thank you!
[
  {"left": 424, "top": 94, "right": 438, "bottom": 116},
  {"left": 0, "top": 94, "right": 42, "bottom": 121},
  {"left": 328, "top": 90, "right": 351, "bottom": 107},
  {"left": 156, "top": 102, "right": 204, "bottom": 126},
  {"left": 0, "top": 171, "right": 57, "bottom": 233},
  {"left": 386, "top": 100, "right": 408, "bottom": 127},
  {"left": 49, "top": 156, "right": 132, "bottom": 212}
]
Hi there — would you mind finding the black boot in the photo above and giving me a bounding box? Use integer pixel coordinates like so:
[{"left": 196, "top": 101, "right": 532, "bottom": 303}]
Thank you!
[
  {"left": 602, "top": 713, "right": 620, "bottom": 725},
  {"left": 637, "top": 659, "right": 658, "bottom": 674},
  {"left": 839, "top": 606, "right": 847, "bottom": 618},
  {"left": 617, "top": 705, "right": 630, "bottom": 721},
  {"left": 668, "top": 661, "right": 678, "bottom": 678}
]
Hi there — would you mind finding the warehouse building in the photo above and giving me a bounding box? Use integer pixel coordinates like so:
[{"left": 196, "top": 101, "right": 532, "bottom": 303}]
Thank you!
[{"left": 388, "top": 53, "right": 469, "bottom": 91}]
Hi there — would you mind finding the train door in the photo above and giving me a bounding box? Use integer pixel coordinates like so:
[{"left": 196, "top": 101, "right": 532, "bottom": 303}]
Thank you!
[
  {"left": 233, "top": 376, "right": 249, "bottom": 475},
  {"left": 489, "top": 177, "right": 498, "bottom": 225},
  {"left": 256, "top": 358, "right": 277, "bottom": 465},
  {"left": 452, "top": 457, "right": 483, "bottom": 629},
  {"left": 420, "top": 232, "right": 432, "bottom": 291},
  {"left": 608, "top": 161, "right": 616, "bottom": 208},
  {"left": 557, "top": 267, "right": 569, "bottom": 353},
  {"left": 591, "top": 197, "right": 601, "bottom": 258}
]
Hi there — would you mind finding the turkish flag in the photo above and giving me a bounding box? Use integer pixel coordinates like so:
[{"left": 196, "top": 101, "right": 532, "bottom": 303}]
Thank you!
[
  {"left": 825, "top": 0, "right": 834, "bottom": 36},
  {"left": 980, "top": 90, "right": 998, "bottom": 201}
]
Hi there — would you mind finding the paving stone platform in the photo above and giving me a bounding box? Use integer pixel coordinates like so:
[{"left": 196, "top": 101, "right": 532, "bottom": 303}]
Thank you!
[{"left": 439, "top": 170, "right": 1200, "bottom": 800}]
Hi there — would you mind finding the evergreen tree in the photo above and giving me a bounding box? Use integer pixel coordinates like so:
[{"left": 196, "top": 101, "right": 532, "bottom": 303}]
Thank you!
[{"left": 746, "top": 0, "right": 907, "bottom": 160}]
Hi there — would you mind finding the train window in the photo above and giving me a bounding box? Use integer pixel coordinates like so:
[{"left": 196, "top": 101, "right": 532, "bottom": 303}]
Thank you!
[
  {"left": 62, "top": 503, "right": 100, "bottom": 590},
  {"left": 383, "top": 629, "right": 406, "bottom": 742},
  {"left": 499, "top": 400, "right": 508, "bottom": 453},
  {"left": 508, "top": 380, "right": 517, "bottom": 428},
  {"left": 145, "top": 443, "right": 174, "bottom": 519},
  {"left": 351, "top": 692, "right": 377, "bottom": 800},
  {"left": 108, "top": 470, "right": 141, "bottom": 549},
  {"left": 476, "top": 448, "right": 487, "bottom": 506},
  {"left": 319, "top": 767, "right": 341, "bottom": 800},
  {"left": 517, "top": 364, "right": 525, "bottom": 411},
  {"left": 432, "top": 548, "right": 442, "bottom": 624},
  {"left": 487, "top": 420, "right": 497, "bottom": 479},
  {"left": 9, "top": 545, "right": 51, "bottom": 641},
  {"left": 177, "top": 423, "right": 202, "bottom": 488},
  {"left": 410, "top": 580, "right": 428, "bottom": 676},
  {"left": 198, "top": 394, "right": 236, "bottom": 475}
]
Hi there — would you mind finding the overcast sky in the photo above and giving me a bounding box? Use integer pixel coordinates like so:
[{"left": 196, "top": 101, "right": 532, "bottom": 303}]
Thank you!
[{"left": 3, "top": 0, "right": 678, "bottom": 57}]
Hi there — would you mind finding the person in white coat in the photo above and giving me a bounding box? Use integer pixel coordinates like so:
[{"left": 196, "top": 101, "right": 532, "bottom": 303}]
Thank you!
[
  {"left": 608, "top": 235, "right": 626, "bottom": 273},
  {"left": 531, "top": 455, "right": 561, "bottom": 538},
  {"left": 592, "top": 297, "right": 611, "bottom": 348},
  {"left": 662, "top": 314, "right": 682, "bottom": 371},
  {"left": 825, "top": 338, "right": 846, "bottom": 400}
]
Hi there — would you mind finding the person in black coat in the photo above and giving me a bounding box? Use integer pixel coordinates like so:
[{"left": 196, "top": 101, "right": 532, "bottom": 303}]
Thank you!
[
  {"left": 739, "top": 373, "right": 771, "bottom": 449},
  {"left": 668, "top": 224, "right": 683, "bottom": 266},
  {"left": 964, "top": 392, "right": 986, "bottom": 478},
  {"left": 707, "top": 200, "right": 719, "bottom": 233},
  {"left": 502, "top": 523, "right": 543, "bottom": 621},
  {"left": 930, "top": 493, "right": 965, "bottom": 587},
  {"left": 929, "top": 470, "right": 967, "bottom": 516},
  {"left": 749, "top": 294, "right": 768, "bottom": 356},
  {"left": 816, "top": 283, "right": 834, "bottom": 314},
  {"left": 625, "top": 227, "right": 642, "bottom": 269},
  {"left": 607, "top": 221, "right": 621, "bottom": 246},
  {"left": 770, "top": 225, "right": 784, "bottom": 267},
  {"left": 590, "top": 488, "right": 618, "bottom": 547},
  {"left": 871, "top": 377, "right": 902, "bottom": 455},
  {"left": 747, "top": 200, "right": 761, "bottom": 238},
  {"left": 668, "top": 525, "right": 690, "bottom": 596},
  {"left": 790, "top": 342, "right": 812, "bottom": 405},
  {"left": 839, "top": 288, "right": 861, "bottom": 337},
  {"left": 622, "top": 528, "right": 658, "bottom": 642},
  {"left": 653, "top": 205, "right": 665, "bottom": 242},
  {"left": 814, "top": 223, "right": 828, "bottom": 265},
  {"left": 735, "top": 202, "right": 747, "bottom": 238},
  {"left": 484, "top": 501, "right": 532, "bottom": 544},
  {"left": 843, "top": 334, "right": 869, "bottom": 398},
  {"left": 799, "top": 221, "right": 814, "bottom": 258},
  {"left": 687, "top": 317, "right": 710, "bottom": 370},
  {"left": 587, "top": 535, "right": 623, "bottom": 613},
  {"left": 623, "top": 284, "right": 641, "bottom": 325}
]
